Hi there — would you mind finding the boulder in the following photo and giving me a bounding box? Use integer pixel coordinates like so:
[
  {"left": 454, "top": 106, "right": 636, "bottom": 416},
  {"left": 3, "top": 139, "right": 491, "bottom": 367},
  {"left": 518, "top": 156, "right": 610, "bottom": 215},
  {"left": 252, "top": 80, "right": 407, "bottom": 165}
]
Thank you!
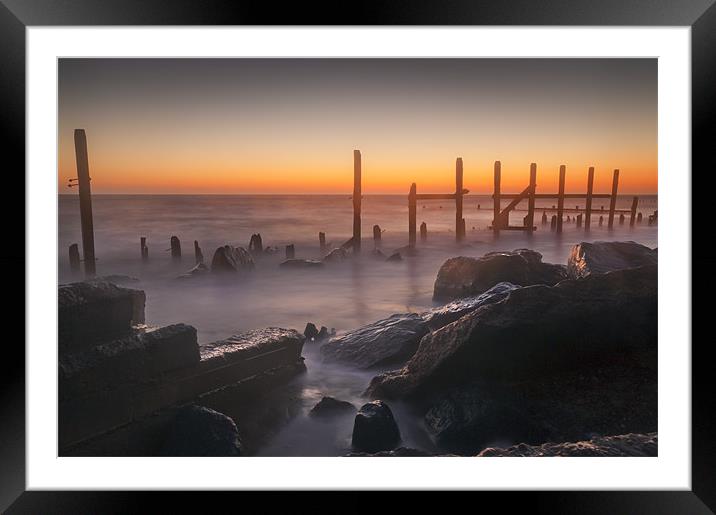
[
  {"left": 280, "top": 258, "right": 324, "bottom": 268},
  {"left": 320, "top": 313, "right": 429, "bottom": 369},
  {"left": 421, "top": 282, "right": 518, "bottom": 330},
  {"left": 477, "top": 432, "right": 658, "bottom": 457},
  {"left": 304, "top": 322, "right": 319, "bottom": 340},
  {"left": 369, "top": 265, "right": 657, "bottom": 400},
  {"left": 210, "top": 245, "right": 255, "bottom": 273},
  {"left": 200, "top": 327, "right": 305, "bottom": 366},
  {"left": 345, "top": 447, "right": 435, "bottom": 457},
  {"left": 160, "top": 405, "right": 244, "bottom": 456},
  {"left": 567, "top": 241, "right": 658, "bottom": 279},
  {"left": 316, "top": 326, "right": 330, "bottom": 340},
  {"left": 433, "top": 249, "right": 566, "bottom": 300},
  {"left": 309, "top": 396, "right": 356, "bottom": 417},
  {"left": 351, "top": 401, "right": 401, "bottom": 453},
  {"left": 88, "top": 275, "right": 140, "bottom": 285}
]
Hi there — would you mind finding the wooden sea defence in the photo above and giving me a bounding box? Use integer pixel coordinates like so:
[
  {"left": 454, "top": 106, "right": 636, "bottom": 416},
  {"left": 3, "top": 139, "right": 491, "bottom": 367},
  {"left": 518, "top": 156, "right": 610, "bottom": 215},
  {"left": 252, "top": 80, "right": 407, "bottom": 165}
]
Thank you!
[{"left": 72, "top": 129, "right": 96, "bottom": 276}]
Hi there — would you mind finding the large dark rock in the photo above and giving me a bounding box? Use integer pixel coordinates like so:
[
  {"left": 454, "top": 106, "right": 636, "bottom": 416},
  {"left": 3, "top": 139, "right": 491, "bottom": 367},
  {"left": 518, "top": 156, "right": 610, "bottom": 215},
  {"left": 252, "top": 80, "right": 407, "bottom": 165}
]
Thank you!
[
  {"left": 345, "top": 447, "right": 436, "bottom": 457},
  {"left": 477, "top": 432, "right": 657, "bottom": 457},
  {"left": 304, "top": 322, "right": 319, "bottom": 340},
  {"left": 433, "top": 249, "right": 566, "bottom": 300},
  {"left": 160, "top": 405, "right": 244, "bottom": 456},
  {"left": 567, "top": 241, "right": 658, "bottom": 279},
  {"left": 421, "top": 282, "right": 518, "bottom": 330},
  {"left": 59, "top": 281, "right": 146, "bottom": 351},
  {"left": 200, "top": 327, "right": 305, "bottom": 366},
  {"left": 351, "top": 401, "right": 401, "bottom": 453},
  {"left": 309, "top": 396, "right": 356, "bottom": 417},
  {"left": 320, "top": 313, "right": 429, "bottom": 369},
  {"left": 210, "top": 245, "right": 255, "bottom": 273}
]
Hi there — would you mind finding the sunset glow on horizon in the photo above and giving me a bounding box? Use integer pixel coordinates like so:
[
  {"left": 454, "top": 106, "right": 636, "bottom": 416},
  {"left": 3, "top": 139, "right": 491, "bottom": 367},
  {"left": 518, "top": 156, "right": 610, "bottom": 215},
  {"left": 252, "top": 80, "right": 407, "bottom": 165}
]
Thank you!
[{"left": 58, "top": 58, "right": 657, "bottom": 195}]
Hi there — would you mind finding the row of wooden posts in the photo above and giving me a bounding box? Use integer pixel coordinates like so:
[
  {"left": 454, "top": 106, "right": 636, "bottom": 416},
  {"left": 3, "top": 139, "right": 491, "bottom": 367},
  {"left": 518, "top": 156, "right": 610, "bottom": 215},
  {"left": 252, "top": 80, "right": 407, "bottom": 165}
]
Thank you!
[{"left": 67, "top": 132, "right": 655, "bottom": 276}]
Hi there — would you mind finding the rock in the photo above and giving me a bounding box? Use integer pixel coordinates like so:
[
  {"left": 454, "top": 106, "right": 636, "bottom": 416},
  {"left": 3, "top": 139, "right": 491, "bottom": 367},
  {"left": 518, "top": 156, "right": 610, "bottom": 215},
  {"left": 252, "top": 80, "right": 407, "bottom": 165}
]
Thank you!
[
  {"left": 345, "top": 447, "right": 435, "bottom": 457},
  {"left": 369, "top": 265, "right": 657, "bottom": 400},
  {"left": 280, "top": 258, "right": 324, "bottom": 268},
  {"left": 320, "top": 313, "right": 429, "bottom": 369},
  {"left": 309, "top": 396, "right": 356, "bottom": 417},
  {"left": 59, "top": 281, "right": 146, "bottom": 351},
  {"left": 351, "top": 401, "right": 401, "bottom": 453},
  {"left": 87, "top": 275, "right": 140, "bottom": 285},
  {"left": 477, "top": 432, "right": 657, "bottom": 457},
  {"left": 200, "top": 327, "right": 305, "bottom": 366},
  {"left": 386, "top": 252, "right": 402, "bottom": 262},
  {"left": 421, "top": 282, "right": 518, "bottom": 330},
  {"left": 323, "top": 248, "right": 348, "bottom": 262},
  {"left": 177, "top": 262, "right": 209, "bottom": 279},
  {"left": 304, "top": 322, "right": 319, "bottom": 340},
  {"left": 316, "top": 326, "right": 329, "bottom": 340},
  {"left": 160, "top": 405, "right": 244, "bottom": 456},
  {"left": 433, "top": 249, "right": 567, "bottom": 300},
  {"left": 371, "top": 249, "right": 386, "bottom": 259},
  {"left": 210, "top": 245, "right": 255, "bottom": 273},
  {"left": 567, "top": 241, "right": 658, "bottom": 279}
]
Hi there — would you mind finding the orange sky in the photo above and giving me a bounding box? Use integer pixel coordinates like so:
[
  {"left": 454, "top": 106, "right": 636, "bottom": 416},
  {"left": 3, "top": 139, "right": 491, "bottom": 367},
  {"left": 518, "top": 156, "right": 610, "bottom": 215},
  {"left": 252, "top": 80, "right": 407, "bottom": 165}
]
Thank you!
[{"left": 58, "top": 58, "right": 657, "bottom": 195}]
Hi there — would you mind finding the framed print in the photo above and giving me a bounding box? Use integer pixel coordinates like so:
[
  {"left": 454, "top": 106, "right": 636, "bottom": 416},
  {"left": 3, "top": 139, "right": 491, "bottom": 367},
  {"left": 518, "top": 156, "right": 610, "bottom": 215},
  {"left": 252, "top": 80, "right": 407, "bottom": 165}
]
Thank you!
[{"left": 2, "top": 0, "right": 714, "bottom": 512}]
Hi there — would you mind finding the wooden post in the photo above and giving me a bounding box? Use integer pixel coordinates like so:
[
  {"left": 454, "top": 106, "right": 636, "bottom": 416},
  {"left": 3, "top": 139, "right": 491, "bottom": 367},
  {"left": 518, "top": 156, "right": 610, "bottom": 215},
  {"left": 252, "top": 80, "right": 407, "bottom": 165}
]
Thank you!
[
  {"left": 140, "top": 237, "right": 148, "bottom": 262},
  {"left": 608, "top": 169, "right": 619, "bottom": 228},
  {"left": 170, "top": 236, "right": 181, "bottom": 260},
  {"left": 408, "top": 183, "right": 417, "bottom": 248},
  {"left": 194, "top": 240, "right": 203, "bottom": 264},
  {"left": 526, "top": 162, "right": 537, "bottom": 232},
  {"left": 556, "top": 165, "right": 566, "bottom": 234},
  {"left": 285, "top": 244, "right": 295, "bottom": 259},
  {"left": 493, "top": 161, "right": 501, "bottom": 235},
  {"left": 541, "top": 211, "right": 548, "bottom": 225},
  {"left": 576, "top": 213, "right": 582, "bottom": 228},
  {"left": 319, "top": 232, "right": 326, "bottom": 253},
  {"left": 550, "top": 215, "right": 557, "bottom": 231},
  {"left": 455, "top": 157, "right": 464, "bottom": 241},
  {"left": 619, "top": 213, "right": 626, "bottom": 225},
  {"left": 420, "top": 222, "right": 427, "bottom": 241},
  {"left": 629, "top": 196, "right": 639, "bottom": 227},
  {"left": 353, "top": 149, "right": 362, "bottom": 253},
  {"left": 69, "top": 244, "right": 80, "bottom": 272},
  {"left": 74, "top": 129, "right": 96, "bottom": 277},
  {"left": 599, "top": 215, "right": 604, "bottom": 227},
  {"left": 373, "top": 224, "right": 381, "bottom": 247},
  {"left": 249, "top": 233, "right": 263, "bottom": 253},
  {"left": 585, "top": 166, "right": 594, "bottom": 231},
  {"left": 637, "top": 212, "right": 643, "bottom": 224}
]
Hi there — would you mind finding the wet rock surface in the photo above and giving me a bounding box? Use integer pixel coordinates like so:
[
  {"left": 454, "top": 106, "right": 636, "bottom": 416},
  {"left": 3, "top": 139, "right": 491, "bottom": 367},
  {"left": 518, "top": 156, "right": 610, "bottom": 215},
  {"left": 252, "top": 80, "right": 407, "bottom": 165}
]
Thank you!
[
  {"left": 421, "top": 282, "right": 518, "bottom": 330},
  {"left": 309, "top": 396, "right": 356, "bottom": 417},
  {"left": 346, "top": 447, "right": 435, "bottom": 457},
  {"left": 320, "top": 313, "right": 429, "bottom": 369},
  {"left": 477, "top": 432, "right": 657, "bottom": 457},
  {"left": 567, "top": 241, "right": 658, "bottom": 279},
  {"left": 200, "top": 327, "right": 305, "bottom": 365},
  {"left": 160, "top": 405, "right": 244, "bottom": 456},
  {"left": 351, "top": 401, "right": 401, "bottom": 453},
  {"left": 433, "top": 248, "right": 567, "bottom": 300},
  {"left": 210, "top": 245, "right": 255, "bottom": 273},
  {"left": 323, "top": 247, "right": 349, "bottom": 262}
]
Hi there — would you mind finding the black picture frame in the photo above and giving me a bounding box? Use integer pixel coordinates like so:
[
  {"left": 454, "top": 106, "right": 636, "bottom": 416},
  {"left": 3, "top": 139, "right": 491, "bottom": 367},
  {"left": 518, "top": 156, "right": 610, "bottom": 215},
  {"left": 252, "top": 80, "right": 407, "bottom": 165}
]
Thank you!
[{"left": 2, "top": 1, "right": 712, "bottom": 512}]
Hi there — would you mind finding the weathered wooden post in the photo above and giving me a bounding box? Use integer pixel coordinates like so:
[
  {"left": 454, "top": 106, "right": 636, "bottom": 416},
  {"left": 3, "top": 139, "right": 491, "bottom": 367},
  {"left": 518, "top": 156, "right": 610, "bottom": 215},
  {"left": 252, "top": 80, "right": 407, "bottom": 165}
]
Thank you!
[
  {"left": 619, "top": 213, "right": 626, "bottom": 225},
  {"left": 455, "top": 157, "right": 464, "bottom": 241},
  {"left": 285, "top": 244, "right": 295, "bottom": 259},
  {"left": 420, "top": 221, "right": 427, "bottom": 241},
  {"left": 194, "top": 240, "right": 203, "bottom": 264},
  {"left": 637, "top": 212, "right": 643, "bottom": 224},
  {"left": 550, "top": 215, "right": 557, "bottom": 231},
  {"left": 493, "top": 161, "right": 501, "bottom": 235},
  {"left": 353, "top": 149, "right": 362, "bottom": 253},
  {"left": 599, "top": 215, "right": 604, "bottom": 226},
  {"left": 576, "top": 213, "right": 583, "bottom": 228},
  {"left": 140, "top": 237, "right": 149, "bottom": 262},
  {"left": 526, "top": 162, "right": 537, "bottom": 232},
  {"left": 74, "top": 129, "right": 96, "bottom": 277},
  {"left": 69, "top": 244, "right": 80, "bottom": 272},
  {"left": 373, "top": 224, "right": 381, "bottom": 247},
  {"left": 541, "top": 211, "right": 548, "bottom": 225},
  {"left": 556, "top": 165, "right": 566, "bottom": 234},
  {"left": 408, "top": 183, "right": 417, "bottom": 248},
  {"left": 585, "top": 166, "right": 595, "bottom": 231},
  {"left": 319, "top": 232, "right": 326, "bottom": 253},
  {"left": 629, "top": 196, "right": 639, "bottom": 227},
  {"left": 170, "top": 236, "right": 182, "bottom": 260},
  {"left": 608, "top": 169, "right": 619, "bottom": 228}
]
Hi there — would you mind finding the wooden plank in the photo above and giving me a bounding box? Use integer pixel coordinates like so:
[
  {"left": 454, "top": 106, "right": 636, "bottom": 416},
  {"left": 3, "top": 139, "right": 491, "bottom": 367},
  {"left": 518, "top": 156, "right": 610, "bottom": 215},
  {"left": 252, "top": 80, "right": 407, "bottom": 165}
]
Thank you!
[
  {"left": 556, "top": 165, "right": 566, "bottom": 234},
  {"left": 526, "top": 162, "right": 537, "bottom": 232},
  {"left": 455, "top": 157, "right": 464, "bottom": 241},
  {"left": 493, "top": 161, "right": 501, "bottom": 235},
  {"left": 585, "top": 166, "right": 595, "bottom": 230},
  {"left": 74, "top": 129, "right": 96, "bottom": 277},
  {"left": 415, "top": 193, "right": 456, "bottom": 200},
  {"left": 496, "top": 193, "right": 612, "bottom": 199},
  {"left": 629, "top": 196, "right": 639, "bottom": 227},
  {"left": 353, "top": 150, "right": 362, "bottom": 253},
  {"left": 608, "top": 169, "right": 619, "bottom": 228},
  {"left": 409, "top": 183, "right": 417, "bottom": 247}
]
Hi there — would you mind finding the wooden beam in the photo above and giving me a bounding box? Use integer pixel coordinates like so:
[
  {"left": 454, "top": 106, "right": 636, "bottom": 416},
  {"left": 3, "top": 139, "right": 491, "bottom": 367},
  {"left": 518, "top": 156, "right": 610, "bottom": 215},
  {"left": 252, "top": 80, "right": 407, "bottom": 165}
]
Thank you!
[
  {"left": 526, "top": 162, "right": 537, "bottom": 232},
  {"left": 496, "top": 193, "right": 612, "bottom": 199},
  {"left": 493, "top": 161, "right": 501, "bottom": 235},
  {"left": 585, "top": 166, "right": 595, "bottom": 231},
  {"left": 556, "top": 165, "right": 566, "bottom": 234},
  {"left": 408, "top": 183, "right": 417, "bottom": 248},
  {"left": 608, "top": 169, "right": 619, "bottom": 228},
  {"left": 353, "top": 149, "right": 362, "bottom": 252},
  {"left": 629, "top": 196, "right": 639, "bottom": 227},
  {"left": 74, "top": 129, "right": 96, "bottom": 277},
  {"left": 455, "top": 157, "right": 464, "bottom": 241},
  {"left": 69, "top": 244, "right": 80, "bottom": 272}
]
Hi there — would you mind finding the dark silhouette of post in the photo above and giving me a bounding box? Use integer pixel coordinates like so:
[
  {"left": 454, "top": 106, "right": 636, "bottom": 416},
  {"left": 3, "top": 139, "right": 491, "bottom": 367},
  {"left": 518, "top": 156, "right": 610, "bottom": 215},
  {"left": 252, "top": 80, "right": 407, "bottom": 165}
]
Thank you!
[
  {"left": 599, "top": 215, "right": 604, "bottom": 226},
  {"left": 69, "top": 244, "right": 80, "bottom": 272},
  {"left": 194, "top": 240, "right": 203, "bottom": 264},
  {"left": 285, "top": 244, "right": 295, "bottom": 259},
  {"left": 249, "top": 233, "right": 263, "bottom": 253},
  {"left": 630, "top": 196, "right": 639, "bottom": 227},
  {"left": 353, "top": 150, "right": 362, "bottom": 253},
  {"left": 373, "top": 224, "right": 381, "bottom": 247},
  {"left": 608, "top": 169, "right": 619, "bottom": 228},
  {"left": 455, "top": 158, "right": 464, "bottom": 241},
  {"left": 170, "top": 236, "right": 181, "bottom": 260},
  {"left": 408, "top": 183, "right": 417, "bottom": 248},
  {"left": 541, "top": 211, "right": 548, "bottom": 225},
  {"left": 420, "top": 222, "right": 427, "bottom": 241},
  {"left": 585, "top": 166, "right": 595, "bottom": 230},
  {"left": 556, "top": 165, "right": 566, "bottom": 234},
  {"left": 140, "top": 237, "right": 149, "bottom": 262},
  {"left": 74, "top": 129, "right": 96, "bottom": 276},
  {"left": 550, "top": 215, "right": 557, "bottom": 230},
  {"left": 319, "top": 232, "right": 326, "bottom": 253},
  {"left": 619, "top": 213, "right": 625, "bottom": 225},
  {"left": 637, "top": 212, "right": 643, "bottom": 224},
  {"left": 576, "top": 213, "right": 582, "bottom": 228},
  {"left": 493, "top": 161, "right": 501, "bottom": 235},
  {"left": 526, "top": 162, "right": 537, "bottom": 232}
]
